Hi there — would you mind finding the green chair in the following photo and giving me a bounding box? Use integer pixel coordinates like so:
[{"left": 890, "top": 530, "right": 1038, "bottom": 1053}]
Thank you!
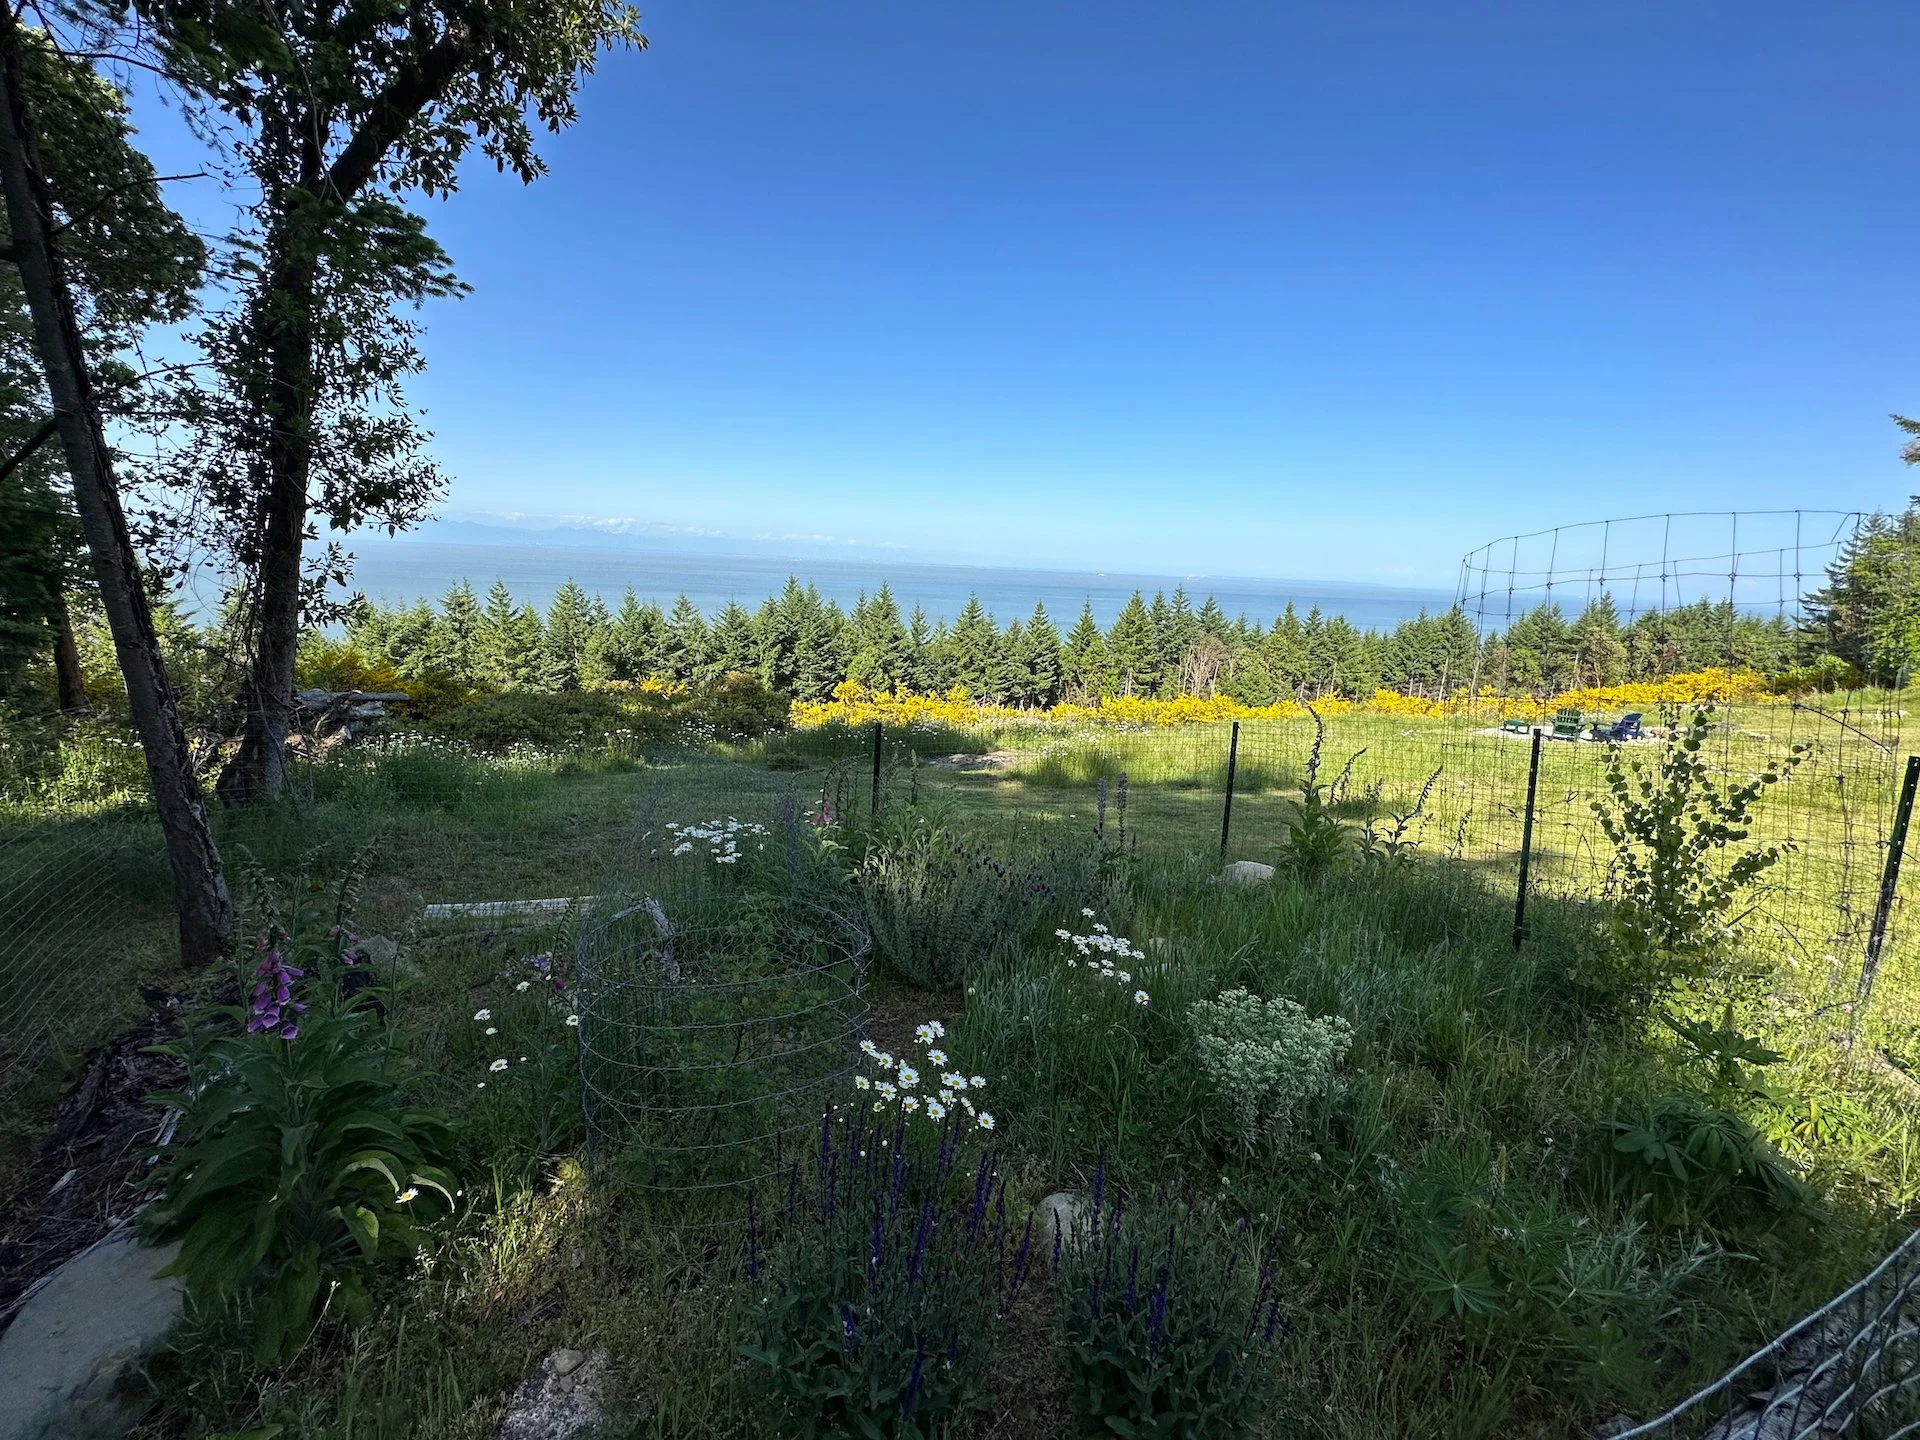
[
  {"left": 1550, "top": 707, "right": 1583, "bottom": 740},
  {"left": 1500, "top": 717, "right": 1531, "bottom": 735}
]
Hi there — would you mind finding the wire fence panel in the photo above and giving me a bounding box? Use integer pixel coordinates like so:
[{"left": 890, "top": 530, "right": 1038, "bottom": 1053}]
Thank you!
[{"left": 1611, "top": 1224, "right": 1920, "bottom": 1438}]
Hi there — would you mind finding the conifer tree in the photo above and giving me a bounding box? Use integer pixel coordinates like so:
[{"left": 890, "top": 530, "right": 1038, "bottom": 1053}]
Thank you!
[
  {"left": 1570, "top": 596, "right": 1627, "bottom": 688},
  {"left": 905, "top": 603, "right": 935, "bottom": 692},
  {"left": 477, "top": 581, "right": 519, "bottom": 689},
  {"left": 543, "top": 580, "right": 595, "bottom": 691},
  {"left": 1263, "top": 603, "right": 1307, "bottom": 695},
  {"left": 999, "top": 617, "right": 1026, "bottom": 705},
  {"left": 601, "top": 591, "right": 667, "bottom": 682},
  {"left": 664, "top": 592, "right": 711, "bottom": 685},
  {"left": 1108, "top": 592, "right": 1159, "bottom": 696},
  {"left": 708, "top": 599, "right": 758, "bottom": 678},
  {"left": 1062, "top": 600, "right": 1111, "bottom": 701},
  {"left": 847, "top": 583, "right": 911, "bottom": 692},
  {"left": 947, "top": 594, "right": 1000, "bottom": 699},
  {"left": 439, "top": 581, "right": 482, "bottom": 685},
  {"left": 1022, "top": 602, "right": 1064, "bottom": 707}
]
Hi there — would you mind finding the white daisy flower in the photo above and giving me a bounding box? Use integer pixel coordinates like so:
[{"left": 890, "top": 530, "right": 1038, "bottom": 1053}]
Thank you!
[
  {"left": 926, "top": 1100, "right": 947, "bottom": 1121},
  {"left": 1081, "top": 908, "right": 1096, "bottom": 918},
  {"left": 854, "top": 1075, "right": 872, "bottom": 1090},
  {"left": 516, "top": 981, "right": 531, "bottom": 992},
  {"left": 943, "top": 1073, "right": 967, "bottom": 1090},
  {"left": 977, "top": 1112, "right": 995, "bottom": 1130},
  {"left": 902, "top": 1096, "right": 920, "bottom": 1112},
  {"left": 565, "top": 1015, "right": 580, "bottom": 1027},
  {"left": 969, "top": 1076, "right": 986, "bottom": 1089},
  {"left": 926, "top": 1049, "right": 947, "bottom": 1066},
  {"left": 490, "top": 1059, "right": 508, "bottom": 1072},
  {"left": 1134, "top": 991, "right": 1150, "bottom": 1006},
  {"left": 878, "top": 1082, "right": 898, "bottom": 1100},
  {"left": 473, "top": 1009, "right": 492, "bottom": 1022},
  {"left": 897, "top": 1066, "right": 919, "bottom": 1089},
  {"left": 397, "top": 1187, "right": 419, "bottom": 1203}
]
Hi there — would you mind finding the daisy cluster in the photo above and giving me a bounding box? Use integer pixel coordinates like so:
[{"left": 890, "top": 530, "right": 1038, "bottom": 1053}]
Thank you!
[
  {"left": 471, "top": 996, "right": 580, "bottom": 1089},
  {"left": 1056, "top": 909, "right": 1151, "bottom": 1007},
  {"left": 666, "top": 818, "right": 768, "bottom": 865},
  {"left": 854, "top": 1021, "right": 995, "bottom": 1130}
]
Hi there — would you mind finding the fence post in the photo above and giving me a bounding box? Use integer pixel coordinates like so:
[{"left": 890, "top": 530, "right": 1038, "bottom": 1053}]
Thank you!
[
  {"left": 1856, "top": 752, "right": 1920, "bottom": 1032},
  {"left": 1513, "top": 728, "right": 1543, "bottom": 950},
  {"left": 870, "top": 721, "right": 884, "bottom": 819},
  {"left": 1219, "top": 721, "right": 1241, "bottom": 862}
]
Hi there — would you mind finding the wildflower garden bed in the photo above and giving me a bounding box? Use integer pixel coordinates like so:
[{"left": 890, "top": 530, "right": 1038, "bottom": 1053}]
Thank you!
[{"left": 1, "top": 706, "right": 1918, "bottom": 1438}]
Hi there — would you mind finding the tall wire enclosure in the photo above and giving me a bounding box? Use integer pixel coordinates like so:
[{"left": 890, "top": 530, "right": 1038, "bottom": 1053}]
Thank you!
[
  {"left": 573, "top": 794, "right": 869, "bottom": 1213},
  {"left": 1439, "top": 513, "right": 1912, "bottom": 1013}
]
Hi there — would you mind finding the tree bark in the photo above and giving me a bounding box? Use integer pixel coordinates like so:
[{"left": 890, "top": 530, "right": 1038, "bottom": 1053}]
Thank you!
[
  {"left": 216, "top": 225, "right": 315, "bottom": 805},
  {"left": 51, "top": 592, "right": 86, "bottom": 711},
  {"left": 0, "top": 3, "right": 233, "bottom": 962}
]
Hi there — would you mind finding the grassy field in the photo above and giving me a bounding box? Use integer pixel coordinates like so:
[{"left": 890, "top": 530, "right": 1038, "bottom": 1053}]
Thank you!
[{"left": 4, "top": 702, "right": 1920, "bottom": 1437}]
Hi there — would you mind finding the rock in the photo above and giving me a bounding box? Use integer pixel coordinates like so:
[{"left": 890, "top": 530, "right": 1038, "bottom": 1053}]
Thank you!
[
  {"left": 0, "top": 1230, "right": 182, "bottom": 1440},
  {"left": 1214, "top": 860, "right": 1275, "bottom": 887},
  {"left": 1033, "top": 1192, "right": 1088, "bottom": 1259},
  {"left": 1587, "top": 1419, "right": 1639, "bottom": 1439},
  {"left": 498, "top": 1348, "right": 608, "bottom": 1440}
]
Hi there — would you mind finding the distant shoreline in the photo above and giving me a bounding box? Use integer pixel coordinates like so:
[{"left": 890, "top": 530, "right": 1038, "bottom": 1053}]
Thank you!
[{"left": 343, "top": 537, "right": 1461, "bottom": 633}]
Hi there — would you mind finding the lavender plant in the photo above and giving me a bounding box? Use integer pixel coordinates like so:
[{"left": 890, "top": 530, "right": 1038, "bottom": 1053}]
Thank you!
[
  {"left": 856, "top": 809, "right": 1059, "bottom": 989},
  {"left": 742, "top": 1102, "right": 1034, "bottom": 1438},
  {"left": 1055, "top": 1162, "right": 1289, "bottom": 1438}
]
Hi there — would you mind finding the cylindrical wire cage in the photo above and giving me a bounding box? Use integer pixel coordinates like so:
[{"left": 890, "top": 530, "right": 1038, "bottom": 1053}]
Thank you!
[{"left": 575, "top": 889, "right": 868, "bottom": 1210}]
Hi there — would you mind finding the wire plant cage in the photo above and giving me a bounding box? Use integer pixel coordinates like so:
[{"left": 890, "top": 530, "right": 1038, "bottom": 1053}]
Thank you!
[{"left": 574, "top": 843, "right": 869, "bottom": 1210}]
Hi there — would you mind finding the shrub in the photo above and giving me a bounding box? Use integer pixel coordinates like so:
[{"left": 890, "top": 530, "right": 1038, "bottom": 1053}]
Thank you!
[
  {"left": 424, "top": 688, "right": 654, "bottom": 751},
  {"left": 1054, "top": 1166, "right": 1288, "bottom": 1438},
  {"left": 686, "top": 670, "right": 791, "bottom": 740},
  {"left": 856, "top": 808, "right": 1058, "bottom": 990},
  {"left": 1188, "top": 988, "right": 1352, "bottom": 1149},
  {"left": 1588, "top": 705, "right": 1807, "bottom": 1000},
  {"left": 742, "top": 1104, "right": 1034, "bottom": 1438},
  {"left": 144, "top": 921, "right": 456, "bottom": 1363}
]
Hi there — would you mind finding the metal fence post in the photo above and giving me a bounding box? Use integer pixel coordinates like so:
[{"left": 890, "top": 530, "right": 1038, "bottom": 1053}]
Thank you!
[
  {"left": 1856, "top": 752, "right": 1920, "bottom": 1031},
  {"left": 870, "top": 721, "right": 884, "bottom": 819},
  {"left": 1219, "top": 721, "right": 1241, "bottom": 861},
  {"left": 1513, "top": 728, "right": 1543, "bottom": 950}
]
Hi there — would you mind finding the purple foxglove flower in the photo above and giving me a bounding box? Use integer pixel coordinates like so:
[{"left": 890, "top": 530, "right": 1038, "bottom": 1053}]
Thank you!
[{"left": 278, "top": 1023, "right": 299, "bottom": 1040}]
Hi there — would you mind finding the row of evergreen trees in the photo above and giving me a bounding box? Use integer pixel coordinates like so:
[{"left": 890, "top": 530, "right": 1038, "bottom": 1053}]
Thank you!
[{"left": 341, "top": 577, "right": 1802, "bottom": 707}]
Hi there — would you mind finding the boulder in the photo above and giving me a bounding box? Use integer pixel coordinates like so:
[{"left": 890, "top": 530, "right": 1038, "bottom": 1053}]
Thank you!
[
  {"left": 1214, "top": 860, "right": 1275, "bottom": 887},
  {"left": 1033, "top": 1192, "right": 1088, "bottom": 1260},
  {"left": 499, "top": 1347, "right": 610, "bottom": 1440},
  {"left": 0, "top": 1230, "right": 182, "bottom": 1440}
]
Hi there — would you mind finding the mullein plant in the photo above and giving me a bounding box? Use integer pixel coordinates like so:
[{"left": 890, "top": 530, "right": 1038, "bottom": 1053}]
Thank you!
[
  {"left": 1054, "top": 1158, "right": 1290, "bottom": 1439},
  {"left": 742, "top": 1100, "right": 1035, "bottom": 1438}
]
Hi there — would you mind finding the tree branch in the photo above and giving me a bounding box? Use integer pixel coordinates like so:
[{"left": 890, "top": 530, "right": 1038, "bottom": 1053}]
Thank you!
[
  {"left": 0, "top": 412, "right": 58, "bottom": 482},
  {"left": 323, "top": 23, "right": 473, "bottom": 201}
]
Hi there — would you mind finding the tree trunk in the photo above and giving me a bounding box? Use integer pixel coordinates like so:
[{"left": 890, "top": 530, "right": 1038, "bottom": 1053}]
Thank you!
[
  {"left": 0, "top": 4, "right": 233, "bottom": 963},
  {"left": 51, "top": 592, "right": 86, "bottom": 711},
  {"left": 216, "top": 226, "right": 316, "bottom": 805}
]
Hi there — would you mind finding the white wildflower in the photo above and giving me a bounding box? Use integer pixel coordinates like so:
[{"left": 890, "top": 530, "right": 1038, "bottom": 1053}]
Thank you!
[
  {"left": 473, "top": 1009, "right": 492, "bottom": 1022},
  {"left": 490, "top": 1059, "right": 508, "bottom": 1072}
]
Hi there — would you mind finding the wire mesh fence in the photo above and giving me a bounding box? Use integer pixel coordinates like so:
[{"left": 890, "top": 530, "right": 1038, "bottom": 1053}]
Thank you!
[{"left": 1612, "top": 1222, "right": 1920, "bottom": 1439}]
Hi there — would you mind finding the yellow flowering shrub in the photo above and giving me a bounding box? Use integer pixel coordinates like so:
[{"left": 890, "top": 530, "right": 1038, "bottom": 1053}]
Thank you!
[{"left": 788, "top": 669, "right": 1774, "bottom": 731}]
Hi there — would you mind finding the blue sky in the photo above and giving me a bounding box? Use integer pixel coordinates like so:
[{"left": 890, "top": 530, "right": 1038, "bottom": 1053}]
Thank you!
[{"left": 132, "top": 1, "right": 1920, "bottom": 587}]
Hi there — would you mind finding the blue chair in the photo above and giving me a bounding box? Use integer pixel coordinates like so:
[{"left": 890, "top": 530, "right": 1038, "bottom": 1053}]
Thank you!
[{"left": 1595, "top": 712, "right": 1644, "bottom": 742}]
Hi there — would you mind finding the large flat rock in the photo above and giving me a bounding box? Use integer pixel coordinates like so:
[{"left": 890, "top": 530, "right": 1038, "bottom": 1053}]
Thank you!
[{"left": 0, "top": 1229, "right": 182, "bottom": 1440}]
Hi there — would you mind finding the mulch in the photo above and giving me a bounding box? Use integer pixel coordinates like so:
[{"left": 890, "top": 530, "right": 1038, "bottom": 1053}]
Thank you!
[{"left": 0, "top": 991, "right": 186, "bottom": 1334}]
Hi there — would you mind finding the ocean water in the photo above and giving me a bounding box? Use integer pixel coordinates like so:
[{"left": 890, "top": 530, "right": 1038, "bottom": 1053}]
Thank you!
[{"left": 347, "top": 539, "right": 1460, "bottom": 633}]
